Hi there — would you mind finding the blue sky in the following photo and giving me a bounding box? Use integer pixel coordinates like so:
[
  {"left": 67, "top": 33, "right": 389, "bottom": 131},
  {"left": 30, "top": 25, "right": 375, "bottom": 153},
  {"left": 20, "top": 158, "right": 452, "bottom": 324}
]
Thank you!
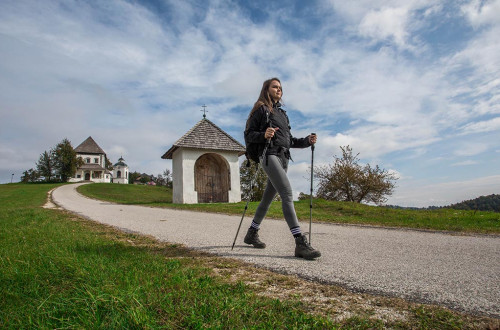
[{"left": 1, "top": 0, "right": 499, "bottom": 207}]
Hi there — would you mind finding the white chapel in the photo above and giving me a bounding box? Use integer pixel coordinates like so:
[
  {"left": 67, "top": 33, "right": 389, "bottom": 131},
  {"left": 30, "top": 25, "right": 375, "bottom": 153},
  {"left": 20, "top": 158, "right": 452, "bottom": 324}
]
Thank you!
[
  {"left": 161, "top": 116, "right": 245, "bottom": 204},
  {"left": 112, "top": 157, "right": 129, "bottom": 184}
]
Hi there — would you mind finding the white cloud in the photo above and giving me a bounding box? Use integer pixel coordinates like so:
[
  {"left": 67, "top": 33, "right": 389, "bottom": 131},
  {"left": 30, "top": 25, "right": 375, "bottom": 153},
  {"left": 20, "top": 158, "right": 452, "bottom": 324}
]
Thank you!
[
  {"left": 453, "top": 143, "right": 488, "bottom": 157},
  {"left": 460, "top": 116, "right": 500, "bottom": 134},
  {"left": 388, "top": 168, "right": 401, "bottom": 180},
  {"left": 358, "top": 7, "right": 409, "bottom": 47},
  {"left": 451, "top": 160, "right": 478, "bottom": 166},
  {"left": 326, "top": 0, "right": 442, "bottom": 50},
  {"left": 461, "top": 0, "right": 500, "bottom": 28}
]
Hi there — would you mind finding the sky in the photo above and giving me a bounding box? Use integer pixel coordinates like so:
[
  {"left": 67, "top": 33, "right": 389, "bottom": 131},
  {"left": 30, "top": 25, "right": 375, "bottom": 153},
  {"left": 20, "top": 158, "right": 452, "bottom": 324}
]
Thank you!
[{"left": 1, "top": 0, "right": 499, "bottom": 207}]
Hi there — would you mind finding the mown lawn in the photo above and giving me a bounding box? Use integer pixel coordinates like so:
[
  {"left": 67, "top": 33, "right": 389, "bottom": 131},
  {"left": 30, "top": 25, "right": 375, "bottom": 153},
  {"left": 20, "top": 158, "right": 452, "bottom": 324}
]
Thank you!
[{"left": 79, "top": 183, "right": 500, "bottom": 234}]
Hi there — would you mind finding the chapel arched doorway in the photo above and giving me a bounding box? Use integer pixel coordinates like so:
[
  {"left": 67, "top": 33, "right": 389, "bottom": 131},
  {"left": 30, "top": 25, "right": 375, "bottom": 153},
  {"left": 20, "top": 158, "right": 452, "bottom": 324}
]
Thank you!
[{"left": 194, "top": 153, "right": 230, "bottom": 203}]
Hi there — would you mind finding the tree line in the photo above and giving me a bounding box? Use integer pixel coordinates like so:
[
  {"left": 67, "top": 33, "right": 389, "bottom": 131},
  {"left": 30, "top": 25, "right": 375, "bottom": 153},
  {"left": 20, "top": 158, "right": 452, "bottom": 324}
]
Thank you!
[
  {"left": 128, "top": 170, "right": 172, "bottom": 187},
  {"left": 446, "top": 194, "right": 500, "bottom": 213},
  {"left": 387, "top": 194, "right": 500, "bottom": 213}
]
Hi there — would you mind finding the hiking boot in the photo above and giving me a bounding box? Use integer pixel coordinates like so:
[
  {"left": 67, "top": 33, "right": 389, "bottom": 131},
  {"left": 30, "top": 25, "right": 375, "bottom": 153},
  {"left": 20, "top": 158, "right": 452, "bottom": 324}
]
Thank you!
[
  {"left": 244, "top": 227, "right": 266, "bottom": 248},
  {"left": 295, "top": 234, "right": 321, "bottom": 260}
]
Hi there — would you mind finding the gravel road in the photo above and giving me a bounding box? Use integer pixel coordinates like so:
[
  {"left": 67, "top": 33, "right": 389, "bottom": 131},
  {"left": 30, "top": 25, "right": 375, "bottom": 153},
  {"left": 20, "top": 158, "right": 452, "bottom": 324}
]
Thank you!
[{"left": 52, "top": 183, "right": 500, "bottom": 317}]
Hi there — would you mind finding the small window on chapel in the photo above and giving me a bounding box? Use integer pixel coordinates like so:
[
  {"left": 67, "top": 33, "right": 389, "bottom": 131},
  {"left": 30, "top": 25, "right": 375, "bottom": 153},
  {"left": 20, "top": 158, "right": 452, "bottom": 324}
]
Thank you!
[
  {"left": 86, "top": 158, "right": 91, "bottom": 164},
  {"left": 94, "top": 158, "right": 99, "bottom": 163}
]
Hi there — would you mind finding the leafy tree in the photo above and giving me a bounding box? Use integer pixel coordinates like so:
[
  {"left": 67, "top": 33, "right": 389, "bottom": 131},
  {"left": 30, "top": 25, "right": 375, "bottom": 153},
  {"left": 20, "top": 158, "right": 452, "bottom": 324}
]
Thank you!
[
  {"left": 156, "top": 169, "right": 172, "bottom": 187},
  {"left": 163, "top": 169, "right": 172, "bottom": 188},
  {"left": 129, "top": 171, "right": 141, "bottom": 184},
  {"left": 240, "top": 162, "right": 268, "bottom": 201},
  {"left": 21, "top": 168, "right": 40, "bottom": 183},
  {"left": 127, "top": 172, "right": 152, "bottom": 184},
  {"left": 315, "top": 145, "right": 397, "bottom": 205},
  {"left": 36, "top": 150, "right": 55, "bottom": 182},
  {"left": 105, "top": 158, "right": 113, "bottom": 171},
  {"left": 140, "top": 174, "right": 152, "bottom": 184},
  {"left": 298, "top": 192, "right": 312, "bottom": 200},
  {"left": 52, "top": 138, "right": 81, "bottom": 182}
]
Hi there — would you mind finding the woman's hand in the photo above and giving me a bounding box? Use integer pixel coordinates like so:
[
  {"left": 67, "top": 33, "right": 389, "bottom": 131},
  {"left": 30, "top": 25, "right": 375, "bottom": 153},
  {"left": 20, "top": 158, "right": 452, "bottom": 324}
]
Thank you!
[
  {"left": 309, "top": 134, "right": 317, "bottom": 145},
  {"left": 265, "top": 127, "right": 279, "bottom": 139}
]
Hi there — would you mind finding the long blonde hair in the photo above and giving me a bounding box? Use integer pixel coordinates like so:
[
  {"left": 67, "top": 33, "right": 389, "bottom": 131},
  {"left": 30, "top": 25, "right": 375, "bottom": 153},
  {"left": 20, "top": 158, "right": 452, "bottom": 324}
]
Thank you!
[{"left": 246, "top": 78, "right": 282, "bottom": 129}]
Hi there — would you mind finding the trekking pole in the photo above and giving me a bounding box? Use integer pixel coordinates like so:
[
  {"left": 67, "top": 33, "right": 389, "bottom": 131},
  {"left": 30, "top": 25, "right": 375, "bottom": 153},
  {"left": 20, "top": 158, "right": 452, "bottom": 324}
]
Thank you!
[
  {"left": 309, "top": 133, "right": 316, "bottom": 243},
  {"left": 231, "top": 180, "right": 253, "bottom": 250},
  {"left": 231, "top": 139, "right": 271, "bottom": 250}
]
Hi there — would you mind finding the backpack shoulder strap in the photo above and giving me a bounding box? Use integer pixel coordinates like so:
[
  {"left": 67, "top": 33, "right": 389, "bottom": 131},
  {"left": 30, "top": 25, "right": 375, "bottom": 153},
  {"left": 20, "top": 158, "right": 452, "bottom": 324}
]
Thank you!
[{"left": 264, "top": 108, "right": 270, "bottom": 128}]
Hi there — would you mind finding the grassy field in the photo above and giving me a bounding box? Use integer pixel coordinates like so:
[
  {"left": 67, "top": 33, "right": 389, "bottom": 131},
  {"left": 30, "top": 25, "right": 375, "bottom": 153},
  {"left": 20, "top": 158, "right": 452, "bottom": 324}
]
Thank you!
[
  {"left": 1, "top": 183, "right": 498, "bottom": 328},
  {"left": 79, "top": 183, "right": 500, "bottom": 234}
]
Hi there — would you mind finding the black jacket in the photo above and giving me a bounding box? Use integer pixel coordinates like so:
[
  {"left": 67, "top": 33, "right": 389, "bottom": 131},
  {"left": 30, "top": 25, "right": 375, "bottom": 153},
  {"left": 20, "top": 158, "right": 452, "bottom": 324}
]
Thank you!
[{"left": 244, "top": 103, "right": 311, "bottom": 160}]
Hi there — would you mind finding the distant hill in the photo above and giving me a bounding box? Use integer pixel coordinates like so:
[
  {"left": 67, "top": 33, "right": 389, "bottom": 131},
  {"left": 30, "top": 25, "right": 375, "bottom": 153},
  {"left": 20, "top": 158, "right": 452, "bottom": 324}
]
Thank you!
[
  {"left": 446, "top": 194, "right": 500, "bottom": 213},
  {"left": 385, "top": 194, "right": 500, "bottom": 212}
]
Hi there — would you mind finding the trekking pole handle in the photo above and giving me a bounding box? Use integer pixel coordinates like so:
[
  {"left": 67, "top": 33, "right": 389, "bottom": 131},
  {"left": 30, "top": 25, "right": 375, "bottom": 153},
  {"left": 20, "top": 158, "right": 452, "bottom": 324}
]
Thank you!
[{"left": 310, "top": 133, "right": 316, "bottom": 150}]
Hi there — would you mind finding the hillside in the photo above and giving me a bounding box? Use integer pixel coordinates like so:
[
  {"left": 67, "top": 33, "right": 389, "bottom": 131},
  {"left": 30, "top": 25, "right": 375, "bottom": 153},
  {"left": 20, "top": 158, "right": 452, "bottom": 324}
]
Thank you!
[{"left": 447, "top": 194, "right": 500, "bottom": 213}]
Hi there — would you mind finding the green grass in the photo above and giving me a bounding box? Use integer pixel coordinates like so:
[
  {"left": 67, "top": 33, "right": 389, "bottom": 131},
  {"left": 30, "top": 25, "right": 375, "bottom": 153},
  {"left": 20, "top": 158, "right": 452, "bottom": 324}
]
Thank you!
[
  {"left": 1, "top": 183, "right": 498, "bottom": 329},
  {"left": 78, "top": 182, "right": 172, "bottom": 205},
  {"left": 79, "top": 183, "right": 500, "bottom": 234},
  {"left": 0, "top": 183, "right": 333, "bottom": 328}
]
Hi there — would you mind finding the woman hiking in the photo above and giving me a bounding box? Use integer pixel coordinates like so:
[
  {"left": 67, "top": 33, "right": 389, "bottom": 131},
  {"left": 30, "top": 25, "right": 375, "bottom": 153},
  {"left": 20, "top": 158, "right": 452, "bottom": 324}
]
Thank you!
[{"left": 243, "top": 77, "right": 321, "bottom": 260}]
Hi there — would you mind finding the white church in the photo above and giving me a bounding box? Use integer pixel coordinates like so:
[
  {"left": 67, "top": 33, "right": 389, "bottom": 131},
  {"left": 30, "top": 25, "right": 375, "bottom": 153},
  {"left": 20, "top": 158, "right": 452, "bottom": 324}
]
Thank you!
[
  {"left": 69, "top": 136, "right": 129, "bottom": 184},
  {"left": 162, "top": 116, "right": 245, "bottom": 204}
]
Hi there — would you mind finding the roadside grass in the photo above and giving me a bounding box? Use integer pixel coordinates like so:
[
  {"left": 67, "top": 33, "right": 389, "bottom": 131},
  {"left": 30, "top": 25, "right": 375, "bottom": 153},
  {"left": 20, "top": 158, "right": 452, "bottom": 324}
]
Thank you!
[
  {"left": 1, "top": 184, "right": 331, "bottom": 328},
  {"left": 1, "top": 183, "right": 498, "bottom": 328},
  {"left": 79, "top": 183, "right": 500, "bottom": 234}
]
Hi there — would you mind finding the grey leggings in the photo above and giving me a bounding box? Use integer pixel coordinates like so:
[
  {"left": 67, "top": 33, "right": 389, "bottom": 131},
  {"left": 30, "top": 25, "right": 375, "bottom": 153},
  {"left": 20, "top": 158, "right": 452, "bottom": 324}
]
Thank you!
[{"left": 252, "top": 155, "right": 300, "bottom": 229}]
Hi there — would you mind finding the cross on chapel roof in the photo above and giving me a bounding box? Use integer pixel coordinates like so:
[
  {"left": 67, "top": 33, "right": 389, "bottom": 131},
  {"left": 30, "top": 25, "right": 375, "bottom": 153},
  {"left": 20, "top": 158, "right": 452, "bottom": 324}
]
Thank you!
[{"left": 201, "top": 104, "right": 208, "bottom": 118}]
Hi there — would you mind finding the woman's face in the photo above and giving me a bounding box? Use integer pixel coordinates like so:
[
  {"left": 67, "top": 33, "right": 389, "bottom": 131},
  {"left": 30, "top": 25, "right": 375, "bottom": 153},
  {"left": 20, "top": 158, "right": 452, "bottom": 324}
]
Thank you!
[{"left": 268, "top": 80, "right": 282, "bottom": 102}]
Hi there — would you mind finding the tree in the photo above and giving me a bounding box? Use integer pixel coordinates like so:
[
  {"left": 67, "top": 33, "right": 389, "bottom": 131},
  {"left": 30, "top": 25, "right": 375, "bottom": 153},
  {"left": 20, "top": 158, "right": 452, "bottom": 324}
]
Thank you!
[
  {"left": 315, "top": 145, "right": 397, "bottom": 205},
  {"left": 240, "top": 162, "right": 268, "bottom": 201},
  {"left": 105, "top": 158, "right": 113, "bottom": 171},
  {"left": 52, "top": 138, "right": 81, "bottom": 182},
  {"left": 129, "top": 171, "right": 141, "bottom": 184},
  {"left": 21, "top": 168, "right": 40, "bottom": 183},
  {"left": 36, "top": 150, "right": 55, "bottom": 182},
  {"left": 298, "top": 192, "right": 312, "bottom": 200},
  {"left": 139, "top": 173, "right": 151, "bottom": 184},
  {"left": 127, "top": 172, "right": 152, "bottom": 184},
  {"left": 163, "top": 169, "right": 172, "bottom": 188}
]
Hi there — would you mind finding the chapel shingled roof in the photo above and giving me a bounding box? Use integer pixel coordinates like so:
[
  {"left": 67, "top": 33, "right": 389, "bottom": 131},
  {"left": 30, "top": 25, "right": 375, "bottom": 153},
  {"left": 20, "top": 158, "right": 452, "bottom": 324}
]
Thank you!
[
  {"left": 74, "top": 136, "right": 106, "bottom": 155},
  {"left": 161, "top": 118, "right": 245, "bottom": 159}
]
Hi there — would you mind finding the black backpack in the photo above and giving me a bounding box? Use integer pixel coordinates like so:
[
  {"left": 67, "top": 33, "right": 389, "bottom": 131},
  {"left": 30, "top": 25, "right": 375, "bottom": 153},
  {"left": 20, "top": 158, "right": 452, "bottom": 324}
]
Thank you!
[{"left": 244, "top": 109, "right": 270, "bottom": 165}]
